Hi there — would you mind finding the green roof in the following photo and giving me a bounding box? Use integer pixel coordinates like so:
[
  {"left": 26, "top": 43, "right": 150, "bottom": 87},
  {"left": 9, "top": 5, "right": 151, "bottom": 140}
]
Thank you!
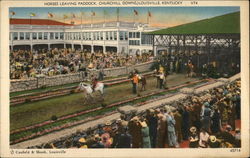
[{"left": 148, "top": 11, "right": 240, "bottom": 35}]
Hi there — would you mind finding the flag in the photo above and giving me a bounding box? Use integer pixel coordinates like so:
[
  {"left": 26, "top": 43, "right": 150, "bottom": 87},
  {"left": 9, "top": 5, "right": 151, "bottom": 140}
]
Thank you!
[
  {"left": 148, "top": 11, "right": 152, "bottom": 17},
  {"left": 48, "top": 12, "right": 53, "bottom": 18},
  {"left": 116, "top": 8, "right": 119, "bottom": 15},
  {"left": 63, "top": 14, "right": 68, "bottom": 19},
  {"left": 104, "top": 10, "right": 108, "bottom": 16},
  {"left": 10, "top": 11, "right": 16, "bottom": 16},
  {"left": 30, "top": 13, "right": 36, "bottom": 17},
  {"left": 134, "top": 10, "right": 138, "bottom": 15},
  {"left": 72, "top": 13, "right": 76, "bottom": 18},
  {"left": 81, "top": 11, "right": 84, "bottom": 16},
  {"left": 91, "top": 11, "right": 96, "bottom": 16},
  {"left": 116, "top": 8, "right": 120, "bottom": 21}
]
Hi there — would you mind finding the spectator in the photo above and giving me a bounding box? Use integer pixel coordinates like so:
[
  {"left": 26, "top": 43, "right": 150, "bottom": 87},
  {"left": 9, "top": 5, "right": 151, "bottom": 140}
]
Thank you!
[
  {"left": 208, "top": 135, "right": 221, "bottom": 148},
  {"left": 199, "top": 128, "right": 210, "bottom": 148},
  {"left": 140, "top": 120, "right": 151, "bottom": 148},
  {"left": 156, "top": 113, "right": 167, "bottom": 148},
  {"left": 189, "top": 126, "right": 199, "bottom": 148},
  {"left": 91, "top": 134, "right": 105, "bottom": 148},
  {"left": 166, "top": 111, "right": 178, "bottom": 148}
]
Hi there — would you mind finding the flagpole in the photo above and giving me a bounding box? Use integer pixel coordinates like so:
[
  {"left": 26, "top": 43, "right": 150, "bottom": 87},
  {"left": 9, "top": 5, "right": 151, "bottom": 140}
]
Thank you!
[
  {"left": 81, "top": 12, "right": 83, "bottom": 51},
  {"left": 104, "top": 11, "right": 105, "bottom": 24},
  {"left": 147, "top": 10, "right": 149, "bottom": 24},
  {"left": 116, "top": 8, "right": 119, "bottom": 22},
  {"left": 30, "top": 14, "right": 32, "bottom": 51}
]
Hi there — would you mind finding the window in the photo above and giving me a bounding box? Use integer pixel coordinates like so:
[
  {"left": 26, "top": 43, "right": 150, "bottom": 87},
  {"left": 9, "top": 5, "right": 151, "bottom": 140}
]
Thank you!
[
  {"left": 20, "top": 32, "right": 24, "bottom": 40},
  {"left": 136, "top": 32, "right": 140, "bottom": 38},
  {"left": 97, "top": 32, "right": 100, "bottom": 40},
  {"left": 106, "top": 32, "right": 109, "bottom": 40},
  {"left": 129, "top": 40, "right": 140, "bottom": 45},
  {"left": 38, "top": 32, "right": 42, "bottom": 40},
  {"left": 55, "top": 32, "right": 59, "bottom": 39},
  {"left": 114, "top": 32, "right": 117, "bottom": 40},
  {"left": 13, "top": 32, "right": 18, "bottom": 40},
  {"left": 124, "top": 32, "right": 128, "bottom": 40},
  {"left": 25, "top": 32, "right": 30, "bottom": 40},
  {"left": 119, "top": 31, "right": 124, "bottom": 40},
  {"left": 50, "top": 32, "right": 54, "bottom": 40},
  {"left": 82, "top": 32, "right": 85, "bottom": 40},
  {"left": 93, "top": 32, "right": 96, "bottom": 40},
  {"left": 133, "top": 32, "right": 136, "bottom": 38},
  {"left": 44, "top": 32, "right": 48, "bottom": 40},
  {"left": 110, "top": 31, "right": 113, "bottom": 40},
  {"left": 100, "top": 32, "right": 103, "bottom": 40},
  {"left": 60, "top": 32, "right": 64, "bottom": 40},
  {"left": 129, "top": 32, "right": 132, "bottom": 38},
  {"left": 32, "top": 32, "right": 37, "bottom": 40}
]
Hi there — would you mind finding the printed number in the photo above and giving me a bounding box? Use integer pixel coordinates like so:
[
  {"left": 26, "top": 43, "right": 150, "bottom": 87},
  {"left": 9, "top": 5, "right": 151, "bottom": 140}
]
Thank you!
[{"left": 230, "top": 148, "right": 241, "bottom": 152}]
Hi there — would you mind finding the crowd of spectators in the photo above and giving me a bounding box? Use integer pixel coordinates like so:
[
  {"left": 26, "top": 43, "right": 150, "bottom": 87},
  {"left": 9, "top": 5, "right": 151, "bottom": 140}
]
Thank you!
[
  {"left": 30, "top": 80, "right": 241, "bottom": 149},
  {"left": 10, "top": 48, "right": 154, "bottom": 79},
  {"left": 155, "top": 50, "right": 240, "bottom": 78}
]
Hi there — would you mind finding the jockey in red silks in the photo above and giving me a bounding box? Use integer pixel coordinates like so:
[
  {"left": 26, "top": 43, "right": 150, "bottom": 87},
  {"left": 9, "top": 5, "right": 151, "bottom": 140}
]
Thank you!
[{"left": 92, "top": 76, "right": 98, "bottom": 91}]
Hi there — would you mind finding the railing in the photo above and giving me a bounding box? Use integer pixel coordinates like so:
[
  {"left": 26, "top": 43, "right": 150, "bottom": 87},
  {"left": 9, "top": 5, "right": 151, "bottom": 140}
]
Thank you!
[{"left": 10, "top": 61, "right": 154, "bottom": 92}]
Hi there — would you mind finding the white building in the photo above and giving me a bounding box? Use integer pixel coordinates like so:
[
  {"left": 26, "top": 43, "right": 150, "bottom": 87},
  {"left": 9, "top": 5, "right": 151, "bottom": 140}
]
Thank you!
[{"left": 10, "top": 19, "right": 159, "bottom": 55}]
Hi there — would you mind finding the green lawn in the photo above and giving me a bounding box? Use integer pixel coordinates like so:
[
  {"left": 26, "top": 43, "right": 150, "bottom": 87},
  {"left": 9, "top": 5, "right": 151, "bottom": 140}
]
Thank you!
[{"left": 10, "top": 74, "right": 198, "bottom": 131}]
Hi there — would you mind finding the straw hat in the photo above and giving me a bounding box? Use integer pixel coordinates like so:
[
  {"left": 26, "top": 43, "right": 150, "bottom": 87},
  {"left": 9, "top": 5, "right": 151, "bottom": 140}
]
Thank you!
[
  {"left": 132, "top": 116, "right": 140, "bottom": 122},
  {"left": 192, "top": 98, "right": 198, "bottom": 103},
  {"left": 140, "top": 121, "right": 147, "bottom": 128},
  {"left": 121, "top": 120, "right": 128, "bottom": 127},
  {"left": 209, "top": 135, "right": 217, "bottom": 143},
  {"left": 105, "top": 121, "right": 111, "bottom": 126},
  {"left": 79, "top": 138, "right": 86, "bottom": 143},
  {"left": 149, "top": 109, "right": 155, "bottom": 113}
]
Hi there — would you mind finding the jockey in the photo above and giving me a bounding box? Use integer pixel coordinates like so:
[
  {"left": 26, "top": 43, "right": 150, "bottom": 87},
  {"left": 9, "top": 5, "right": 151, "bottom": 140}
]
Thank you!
[{"left": 91, "top": 76, "right": 98, "bottom": 91}]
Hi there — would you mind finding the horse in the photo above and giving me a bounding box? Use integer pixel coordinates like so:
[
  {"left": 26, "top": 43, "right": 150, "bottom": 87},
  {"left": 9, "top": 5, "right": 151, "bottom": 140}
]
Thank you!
[
  {"left": 75, "top": 82, "right": 105, "bottom": 104},
  {"left": 77, "top": 82, "right": 104, "bottom": 95}
]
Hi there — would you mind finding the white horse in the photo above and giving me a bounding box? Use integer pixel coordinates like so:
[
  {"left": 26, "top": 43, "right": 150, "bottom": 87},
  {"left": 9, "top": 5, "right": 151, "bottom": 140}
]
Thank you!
[{"left": 77, "top": 82, "right": 104, "bottom": 95}]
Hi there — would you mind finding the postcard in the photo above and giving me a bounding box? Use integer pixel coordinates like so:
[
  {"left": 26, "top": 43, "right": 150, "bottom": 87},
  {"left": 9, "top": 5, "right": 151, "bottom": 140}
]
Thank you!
[{"left": 0, "top": 0, "right": 249, "bottom": 157}]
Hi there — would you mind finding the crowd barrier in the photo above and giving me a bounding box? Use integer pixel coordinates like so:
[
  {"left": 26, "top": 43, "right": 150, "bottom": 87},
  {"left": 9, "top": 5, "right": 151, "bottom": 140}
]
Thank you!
[{"left": 10, "top": 61, "right": 154, "bottom": 92}]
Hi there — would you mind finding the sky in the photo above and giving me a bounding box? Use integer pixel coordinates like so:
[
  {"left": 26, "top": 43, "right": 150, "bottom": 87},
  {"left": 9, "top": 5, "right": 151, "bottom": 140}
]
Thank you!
[{"left": 10, "top": 7, "right": 240, "bottom": 28}]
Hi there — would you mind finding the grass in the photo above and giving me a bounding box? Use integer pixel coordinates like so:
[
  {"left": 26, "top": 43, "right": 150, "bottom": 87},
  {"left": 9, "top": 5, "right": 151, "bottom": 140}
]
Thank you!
[
  {"left": 10, "top": 70, "right": 153, "bottom": 98},
  {"left": 10, "top": 82, "right": 80, "bottom": 97},
  {"left": 10, "top": 74, "right": 198, "bottom": 131},
  {"left": 10, "top": 75, "right": 205, "bottom": 143}
]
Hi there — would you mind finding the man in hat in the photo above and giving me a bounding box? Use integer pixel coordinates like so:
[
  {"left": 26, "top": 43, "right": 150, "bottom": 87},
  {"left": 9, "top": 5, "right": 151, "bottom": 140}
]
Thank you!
[
  {"left": 173, "top": 109, "right": 183, "bottom": 143},
  {"left": 128, "top": 116, "right": 142, "bottom": 148},
  {"left": 114, "top": 125, "right": 132, "bottom": 148},
  {"left": 131, "top": 72, "right": 139, "bottom": 94},
  {"left": 146, "top": 109, "right": 158, "bottom": 148},
  {"left": 91, "top": 134, "right": 105, "bottom": 148},
  {"left": 156, "top": 113, "right": 166, "bottom": 148},
  {"left": 211, "top": 106, "right": 222, "bottom": 134},
  {"left": 218, "top": 125, "right": 236, "bottom": 146},
  {"left": 200, "top": 102, "right": 212, "bottom": 133},
  {"left": 140, "top": 120, "right": 151, "bottom": 148},
  {"left": 78, "top": 138, "right": 88, "bottom": 148},
  {"left": 166, "top": 111, "right": 178, "bottom": 147}
]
